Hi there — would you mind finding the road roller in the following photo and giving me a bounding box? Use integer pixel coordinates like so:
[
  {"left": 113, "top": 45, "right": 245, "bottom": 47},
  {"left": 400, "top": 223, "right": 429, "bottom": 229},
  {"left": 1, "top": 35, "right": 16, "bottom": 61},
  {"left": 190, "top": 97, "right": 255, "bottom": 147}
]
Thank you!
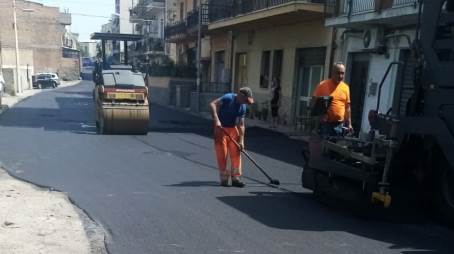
[{"left": 91, "top": 33, "right": 149, "bottom": 135}]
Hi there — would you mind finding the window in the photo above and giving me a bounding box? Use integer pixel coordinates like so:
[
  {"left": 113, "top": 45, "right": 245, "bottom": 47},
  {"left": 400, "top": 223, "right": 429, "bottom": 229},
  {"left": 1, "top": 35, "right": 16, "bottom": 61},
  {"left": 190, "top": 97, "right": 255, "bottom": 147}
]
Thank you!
[
  {"left": 214, "top": 51, "right": 225, "bottom": 82},
  {"left": 272, "top": 50, "right": 283, "bottom": 85},
  {"left": 102, "top": 72, "right": 145, "bottom": 87},
  {"left": 235, "top": 53, "right": 248, "bottom": 88},
  {"left": 180, "top": 3, "right": 184, "bottom": 20},
  {"left": 103, "top": 73, "right": 116, "bottom": 86},
  {"left": 260, "top": 51, "right": 271, "bottom": 88},
  {"left": 297, "top": 65, "right": 324, "bottom": 117},
  {"left": 115, "top": 73, "right": 146, "bottom": 87}
]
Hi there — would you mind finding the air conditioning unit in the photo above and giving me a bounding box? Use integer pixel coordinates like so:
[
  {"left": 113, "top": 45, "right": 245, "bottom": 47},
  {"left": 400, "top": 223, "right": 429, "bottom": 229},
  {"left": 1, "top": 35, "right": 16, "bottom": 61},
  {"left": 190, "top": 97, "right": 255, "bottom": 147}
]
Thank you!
[{"left": 363, "top": 27, "right": 385, "bottom": 50}]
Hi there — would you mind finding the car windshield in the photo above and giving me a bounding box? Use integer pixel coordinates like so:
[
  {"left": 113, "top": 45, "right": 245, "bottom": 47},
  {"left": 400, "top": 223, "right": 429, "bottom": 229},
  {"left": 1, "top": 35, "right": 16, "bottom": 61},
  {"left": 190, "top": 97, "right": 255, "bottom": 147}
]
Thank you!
[
  {"left": 38, "top": 74, "right": 51, "bottom": 79},
  {"left": 102, "top": 72, "right": 145, "bottom": 87}
]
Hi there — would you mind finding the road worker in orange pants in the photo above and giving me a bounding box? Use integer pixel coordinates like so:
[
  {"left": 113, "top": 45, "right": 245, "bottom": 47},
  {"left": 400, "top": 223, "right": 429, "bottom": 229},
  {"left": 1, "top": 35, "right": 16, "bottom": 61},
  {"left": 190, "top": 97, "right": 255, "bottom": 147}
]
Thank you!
[{"left": 209, "top": 87, "right": 254, "bottom": 187}]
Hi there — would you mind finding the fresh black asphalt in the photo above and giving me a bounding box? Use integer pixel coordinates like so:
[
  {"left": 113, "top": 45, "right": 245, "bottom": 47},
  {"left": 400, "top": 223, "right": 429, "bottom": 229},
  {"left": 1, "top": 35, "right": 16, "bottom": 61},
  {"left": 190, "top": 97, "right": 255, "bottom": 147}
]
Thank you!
[{"left": 0, "top": 81, "right": 453, "bottom": 253}]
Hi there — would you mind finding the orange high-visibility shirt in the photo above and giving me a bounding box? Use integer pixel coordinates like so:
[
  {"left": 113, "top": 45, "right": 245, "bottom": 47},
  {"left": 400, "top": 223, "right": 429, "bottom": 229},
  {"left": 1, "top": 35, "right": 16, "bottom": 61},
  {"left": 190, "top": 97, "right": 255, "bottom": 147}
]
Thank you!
[{"left": 313, "top": 79, "right": 350, "bottom": 122}]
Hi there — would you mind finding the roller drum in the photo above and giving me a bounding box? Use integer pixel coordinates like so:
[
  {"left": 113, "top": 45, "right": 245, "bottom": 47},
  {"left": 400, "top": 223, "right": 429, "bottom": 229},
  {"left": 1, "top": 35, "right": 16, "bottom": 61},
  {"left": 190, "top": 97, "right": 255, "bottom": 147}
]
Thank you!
[{"left": 100, "top": 105, "right": 149, "bottom": 135}]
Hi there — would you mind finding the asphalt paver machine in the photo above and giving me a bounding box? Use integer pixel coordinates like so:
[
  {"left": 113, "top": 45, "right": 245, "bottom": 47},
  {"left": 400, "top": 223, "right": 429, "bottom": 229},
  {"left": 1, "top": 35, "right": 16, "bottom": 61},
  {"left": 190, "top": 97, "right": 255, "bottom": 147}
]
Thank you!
[
  {"left": 91, "top": 33, "right": 149, "bottom": 135},
  {"left": 302, "top": 0, "right": 454, "bottom": 225}
]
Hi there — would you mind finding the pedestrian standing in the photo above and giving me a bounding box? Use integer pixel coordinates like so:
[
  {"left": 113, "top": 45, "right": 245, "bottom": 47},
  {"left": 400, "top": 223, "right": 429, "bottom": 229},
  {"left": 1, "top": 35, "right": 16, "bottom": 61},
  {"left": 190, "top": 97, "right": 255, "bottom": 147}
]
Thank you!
[
  {"left": 270, "top": 77, "right": 281, "bottom": 128},
  {"left": 312, "top": 62, "right": 353, "bottom": 136},
  {"left": 209, "top": 87, "right": 254, "bottom": 187}
]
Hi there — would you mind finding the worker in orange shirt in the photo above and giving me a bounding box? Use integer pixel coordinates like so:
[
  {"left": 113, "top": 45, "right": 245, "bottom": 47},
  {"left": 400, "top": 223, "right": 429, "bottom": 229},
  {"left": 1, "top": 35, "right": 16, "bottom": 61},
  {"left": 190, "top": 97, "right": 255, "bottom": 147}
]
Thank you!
[{"left": 312, "top": 62, "right": 353, "bottom": 136}]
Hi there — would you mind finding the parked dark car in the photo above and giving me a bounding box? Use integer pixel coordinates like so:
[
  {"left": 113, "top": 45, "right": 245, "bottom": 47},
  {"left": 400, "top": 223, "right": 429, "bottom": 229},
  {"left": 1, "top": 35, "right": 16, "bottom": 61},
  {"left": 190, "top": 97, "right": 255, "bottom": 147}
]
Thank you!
[{"left": 33, "top": 73, "right": 59, "bottom": 89}]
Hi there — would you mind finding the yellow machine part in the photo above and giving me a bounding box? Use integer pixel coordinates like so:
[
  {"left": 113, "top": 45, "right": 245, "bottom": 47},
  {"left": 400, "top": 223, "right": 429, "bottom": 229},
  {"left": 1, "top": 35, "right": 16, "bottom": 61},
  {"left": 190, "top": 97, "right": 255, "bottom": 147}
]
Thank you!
[
  {"left": 371, "top": 192, "right": 392, "bottom": 208},
  {"left": 100, "top": 105, "right": 149, "bottom": 135}
]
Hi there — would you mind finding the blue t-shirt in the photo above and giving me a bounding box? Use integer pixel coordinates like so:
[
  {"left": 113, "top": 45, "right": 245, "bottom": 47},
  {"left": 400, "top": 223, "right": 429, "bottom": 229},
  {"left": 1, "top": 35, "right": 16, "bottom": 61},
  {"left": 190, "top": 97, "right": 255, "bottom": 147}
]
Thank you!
[{"left": 218, "top": 93, "right": 246, "bottom": 127}]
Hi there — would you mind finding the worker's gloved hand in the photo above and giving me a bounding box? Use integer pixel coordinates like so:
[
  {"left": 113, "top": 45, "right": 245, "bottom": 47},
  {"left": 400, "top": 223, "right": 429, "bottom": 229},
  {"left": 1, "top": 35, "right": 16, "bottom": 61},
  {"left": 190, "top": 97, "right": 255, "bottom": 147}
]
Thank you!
[
  {"left": 238, "top": 141, "right": 245, "bottom": 151},
  {"left": 214, "top": 122, "right": 223, "bottom": 137},
  {"left": 347, "top": 125, "right": 354, "bottom": 135}
]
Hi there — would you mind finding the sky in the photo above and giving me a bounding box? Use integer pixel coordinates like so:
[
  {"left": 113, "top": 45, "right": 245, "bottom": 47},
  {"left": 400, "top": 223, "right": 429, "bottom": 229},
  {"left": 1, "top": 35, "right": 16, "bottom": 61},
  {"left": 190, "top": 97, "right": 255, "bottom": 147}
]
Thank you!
[{"left": 33, "top": 0, "right": 115, "bottom": 42}]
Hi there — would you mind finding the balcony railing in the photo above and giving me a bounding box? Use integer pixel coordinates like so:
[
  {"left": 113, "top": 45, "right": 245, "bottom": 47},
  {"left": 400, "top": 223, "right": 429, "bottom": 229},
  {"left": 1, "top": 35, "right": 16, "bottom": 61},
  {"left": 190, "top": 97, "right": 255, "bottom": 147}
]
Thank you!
[
  {"left": 187, "top": 5, "right": 210, "bottom": 29},
  {"left": 197, "top": 82, "right": 231, "bottom": 93},
  {"left": 131, "top": 0, "right": 165, "bottom": 19},
  {"left": 165, "top": 20, "right": 186, "bottom": 38},
  {"left": 326, "top": 0, "right": 418, "bottom": 17},
  {"left": 165, "top": 5, "right": 209, "bottom": 39},
  {"left": 209, "top": 0, "right": 326, "bottom": 22}
]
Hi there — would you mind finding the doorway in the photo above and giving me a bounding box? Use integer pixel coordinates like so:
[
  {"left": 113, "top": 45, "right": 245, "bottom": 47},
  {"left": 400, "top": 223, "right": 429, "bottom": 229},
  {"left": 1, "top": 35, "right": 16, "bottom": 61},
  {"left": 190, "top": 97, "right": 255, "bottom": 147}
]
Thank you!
[
  {"left": 214, "top": 50, "right": 226, "bottom": 82},
  {"left": 347, "top": 53, "right": 370, "bottom": 132},
  {"left": 294, "top": 47, "right": 326, "bottom": 124},
  {"left": 234, "top": 52, "right": 248, "bottom": 91}
]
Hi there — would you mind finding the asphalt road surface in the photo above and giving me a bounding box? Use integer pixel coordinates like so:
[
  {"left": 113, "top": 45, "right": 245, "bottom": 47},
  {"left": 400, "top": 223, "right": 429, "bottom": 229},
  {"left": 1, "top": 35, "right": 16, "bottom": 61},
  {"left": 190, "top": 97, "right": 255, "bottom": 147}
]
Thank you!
[{"left": 0, "top": 81, "right": 453, "bottom": 254}]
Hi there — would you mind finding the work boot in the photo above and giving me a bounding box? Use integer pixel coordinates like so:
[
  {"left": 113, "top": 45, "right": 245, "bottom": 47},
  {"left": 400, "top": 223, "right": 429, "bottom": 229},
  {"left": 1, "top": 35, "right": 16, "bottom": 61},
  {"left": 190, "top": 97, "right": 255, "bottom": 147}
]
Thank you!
[
  {"left": 231, "top": 179, "right": 245, "bottom": 188},
  {"left": 220, "top": 180, "right": 231, "bottom": 187}
]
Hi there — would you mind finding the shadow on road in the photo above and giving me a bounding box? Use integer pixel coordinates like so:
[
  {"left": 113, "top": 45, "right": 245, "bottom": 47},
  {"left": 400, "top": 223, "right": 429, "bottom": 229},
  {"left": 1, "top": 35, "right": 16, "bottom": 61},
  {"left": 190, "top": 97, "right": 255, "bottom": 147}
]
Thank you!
[
  {"left": 165, "top": 181, "right": 220, "bottom": 187},
  {"left": 150, "top": 104, "right": 307, "bottom": 168},
  {"left": 0, "top": 85, "right": 306, "bottom": 169},
  {"left": 217, "top": 191, "right": 454, "bottom": 254},
  {"left": 0, "top": 97, "right": 96, "bottom": 133}
]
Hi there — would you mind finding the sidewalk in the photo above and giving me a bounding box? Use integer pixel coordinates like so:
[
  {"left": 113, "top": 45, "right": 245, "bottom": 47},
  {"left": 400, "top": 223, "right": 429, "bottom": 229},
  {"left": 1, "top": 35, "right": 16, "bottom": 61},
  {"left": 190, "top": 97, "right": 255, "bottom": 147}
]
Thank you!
[
  {"left": 0, "top": 80, "right": 81, "bottom": 114},
  {"left": 172, "top": 106, "right": 310, "bottom": 141},
  {"left": 0, "top": 80, "right": 106, "bottom": 253}
]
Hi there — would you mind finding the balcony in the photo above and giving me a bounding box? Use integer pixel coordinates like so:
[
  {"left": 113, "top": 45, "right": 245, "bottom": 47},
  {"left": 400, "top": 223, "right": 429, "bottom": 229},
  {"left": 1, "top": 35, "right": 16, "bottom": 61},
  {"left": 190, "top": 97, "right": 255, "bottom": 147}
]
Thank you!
[
  {"left": 59, "top": 12, "right": 71, "bottom": 25},
  {"left": 325, "top": 0, "right": 419, "bottom": 28},
  {"left": 208, "top": 0, "right": 326, "bottom": 31},
  {"left": 198, "top": 82, "right": 231, "bottom": 93},
  {"left": 165, "top": 5, "right": 209, "bottom": 43},
  {"left": 133, "top": 37, "right": 164, "bottom": 57},
  {"left": 130, "top": 0, "right": 165, "bottom": 19}
]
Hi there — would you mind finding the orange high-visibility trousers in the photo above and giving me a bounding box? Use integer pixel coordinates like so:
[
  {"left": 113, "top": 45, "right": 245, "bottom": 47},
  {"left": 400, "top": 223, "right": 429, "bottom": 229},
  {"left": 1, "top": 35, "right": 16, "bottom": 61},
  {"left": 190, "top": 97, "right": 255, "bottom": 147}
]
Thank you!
[{"left": 214, "top": 127, "right": 242, "bottom": 181}]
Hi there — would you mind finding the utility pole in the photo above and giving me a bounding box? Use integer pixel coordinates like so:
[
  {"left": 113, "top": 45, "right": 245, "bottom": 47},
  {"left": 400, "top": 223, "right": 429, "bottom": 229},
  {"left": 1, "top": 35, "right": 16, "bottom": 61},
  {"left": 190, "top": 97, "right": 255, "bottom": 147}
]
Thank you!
[
  {"left": 195, "top": 0, "right": 203, "bottom": 112},
  {"left": 13, "top": 0, "right": 21, "bottom": 95}
]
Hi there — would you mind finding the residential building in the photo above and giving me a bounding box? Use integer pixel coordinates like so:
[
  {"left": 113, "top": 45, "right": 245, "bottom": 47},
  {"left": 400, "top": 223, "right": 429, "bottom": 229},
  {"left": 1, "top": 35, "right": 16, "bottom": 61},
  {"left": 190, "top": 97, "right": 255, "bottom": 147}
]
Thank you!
[
  {"left": 325, "top": 0, "right": 419, "bottom": 134},
  {"left": 0, "top": 0, "right": 74, "bottom": 94},
  {"left": 79, "top": 42, "right": 97, "bottom": 80},
  {"left": 165, "top": 0, "right": 210, "bottom": 70},
  {"left": 101, "top": 14, "right": 120, "bottom": 33},
  {"left": 116, "top": 0, "right": 136, "bottom": 34},
  {"left": 165, "top": 0, "right": 178, "bottom": 60},
  {"left": 207, "top": 0, "right": 332, "bottom": 126},
  {"left": 61, "top": 30, "right": 81, "bottom": 80},
  {"left": 130, "top": 0, "right": 166, "bottom": 68},
  {"left": 80, "top": 42, "right": 98, "bottom": 58}
]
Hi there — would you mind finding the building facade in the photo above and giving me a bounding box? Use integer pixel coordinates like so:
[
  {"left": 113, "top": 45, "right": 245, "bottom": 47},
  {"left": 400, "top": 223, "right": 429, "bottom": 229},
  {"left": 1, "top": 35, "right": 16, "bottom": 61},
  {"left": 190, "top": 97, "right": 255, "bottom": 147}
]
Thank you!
[
  {"left": 80, "top": 42, "right": 98, "bottom": 58},
  {"left": 326, "top": 0, "right": 419, "bottom": 134},
  {"left": 0, "top": 0, "right": 74, "bottom": 94},
  {"left": 61, "top": 29, "right": 81, "bottom": 80},
  {"left": 130, "top": 0, "right": 166, "bottom": 68},
  {"left": 207, "top": 0, "right": 332, "bottom": 125},
  {"left": 116, "top": 0, "right": 136, "bottom": 34}
]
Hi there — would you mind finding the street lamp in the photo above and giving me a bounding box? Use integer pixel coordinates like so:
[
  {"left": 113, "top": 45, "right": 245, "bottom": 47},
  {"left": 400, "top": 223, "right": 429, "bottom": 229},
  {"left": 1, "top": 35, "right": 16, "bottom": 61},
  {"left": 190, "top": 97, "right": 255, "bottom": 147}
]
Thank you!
[
  {"left": 12, "top": 1, "right": 34, "bottom": 95},
  {"left": 13, "top": 0, "right": 21, "bottom": 94}
]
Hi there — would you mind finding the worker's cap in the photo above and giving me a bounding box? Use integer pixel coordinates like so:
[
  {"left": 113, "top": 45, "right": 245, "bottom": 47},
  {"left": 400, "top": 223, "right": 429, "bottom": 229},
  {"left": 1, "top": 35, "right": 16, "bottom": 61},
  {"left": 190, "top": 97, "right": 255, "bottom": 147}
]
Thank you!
[{"left": 239, "top": 87, "right": 254, "bottom": 104}]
